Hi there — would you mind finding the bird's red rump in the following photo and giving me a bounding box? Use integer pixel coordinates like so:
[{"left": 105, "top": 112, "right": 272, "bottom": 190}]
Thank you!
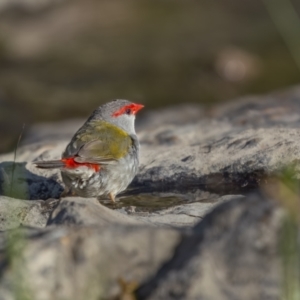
[
  {"left": 112, "top": 103, "right": 144, "bottom": 117},
  {"left": 62, "top": 158, "right": 100, "bottom": 172}
]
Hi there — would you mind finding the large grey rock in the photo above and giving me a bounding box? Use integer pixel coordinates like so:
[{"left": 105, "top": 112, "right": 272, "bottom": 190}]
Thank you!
[
  {"left": 2, "top": 90, "right": 300, "bottom": 202},
  {"left": 1, "top": 90, "right": 300, "bottom": 216},
  {"left": 130, "top": 89, "right": 300, "bottom": 194},
  {"left": 133, "top": 88, "right": 300, "bottom": 191},
  {"left": 0, "top": 192, "right": 288, "bottom": 300},
  {"left": 12, "top": 125, "right": 300, "bottom": 200},
  {"left": 132, "top": 126, "right": 300, "bottom": 195},
  {"left": 0, "top": 224, "right": 181, "bottom": 300},
  {"left": 0, "top": 90, "right": 299, "bottom": 300},
  {"left": 136, "top": 193, "right": 284, "bottom": 300}
]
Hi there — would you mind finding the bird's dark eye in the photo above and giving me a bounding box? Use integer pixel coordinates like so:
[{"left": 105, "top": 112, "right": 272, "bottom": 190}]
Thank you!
[{"left": 125, "top": 108, "right": 132, "bottom": 115}]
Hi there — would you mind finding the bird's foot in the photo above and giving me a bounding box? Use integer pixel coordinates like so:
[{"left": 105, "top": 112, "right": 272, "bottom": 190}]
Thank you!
[{"left": 109, "top": 192, "right": 116, "bottom": 203}]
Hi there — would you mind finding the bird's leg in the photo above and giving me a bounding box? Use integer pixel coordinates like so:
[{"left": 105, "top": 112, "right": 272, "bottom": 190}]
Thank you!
[
  {"left": 60, "top": 187, "right": 76, "bottom": 198},
  {"left": 109, "top": 192, "right": 116, "bottom": 203},
  {"left": 60, "top": 188, "right": 69, "bottom": 198},
  {"left": 97, "top": 194, "right": 116, "bottom": 207}
]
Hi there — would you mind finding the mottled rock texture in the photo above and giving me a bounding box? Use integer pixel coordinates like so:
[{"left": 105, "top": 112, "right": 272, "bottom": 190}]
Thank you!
[
  {"left": 136, "top": 194, "right": 283, "bottom": 300},
  {"left": 0, "top": 196, "right": 56, "bottom": 230},
  {"left": 0, "top": 225, "right": 182, "bottom": 300}
]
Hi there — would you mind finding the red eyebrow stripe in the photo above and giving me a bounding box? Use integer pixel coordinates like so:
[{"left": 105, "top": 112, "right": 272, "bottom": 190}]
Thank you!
[{"left": 112, "top": 103, "right": 144, "bottom": 117}]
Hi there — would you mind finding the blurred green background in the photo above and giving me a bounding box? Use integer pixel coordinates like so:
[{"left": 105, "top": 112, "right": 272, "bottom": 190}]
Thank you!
[{"left": 0, "top": 0, "right": 299, "bottom": 152}]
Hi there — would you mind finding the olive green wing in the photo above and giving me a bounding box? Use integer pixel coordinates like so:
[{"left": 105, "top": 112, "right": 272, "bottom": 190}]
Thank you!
[{"left": 63, "top": 120, "right": 132, "bottom": 164}]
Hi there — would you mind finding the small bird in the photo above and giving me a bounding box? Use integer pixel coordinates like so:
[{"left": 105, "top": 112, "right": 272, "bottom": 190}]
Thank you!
[{"left": 35, "top": 100, "right": 144, "bottom": 203}]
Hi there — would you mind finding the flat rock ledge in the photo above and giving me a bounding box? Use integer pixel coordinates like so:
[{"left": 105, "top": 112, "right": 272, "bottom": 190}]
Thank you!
[
  {"left": 0, "top": 194, "right": 286, "bottom": 300},
  {"left": 3, "top": 87, "right": 300, "bottom": 201},
  {"left": 0, "top": 87, "right": 300, "bottom": 299}
]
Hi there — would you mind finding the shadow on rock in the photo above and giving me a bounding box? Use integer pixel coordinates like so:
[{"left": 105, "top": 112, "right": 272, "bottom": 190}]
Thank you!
[
  {"left": 126, "top": 167, "right": 268, "bottom": 196},
  {"left": 0, "top": 161, "right": 63, "bottom": 200}
]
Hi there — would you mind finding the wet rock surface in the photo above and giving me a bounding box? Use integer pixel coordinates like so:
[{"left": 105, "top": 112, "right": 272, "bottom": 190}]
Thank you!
[
  {"left": 0, "top": 90, "right": 299, "bottom": 299},
  {"left": 48, "top": 197, "right": 142, "bottom": 227},
  {"left": 116, "top": 194, "right": 245, "bottom": 228}
]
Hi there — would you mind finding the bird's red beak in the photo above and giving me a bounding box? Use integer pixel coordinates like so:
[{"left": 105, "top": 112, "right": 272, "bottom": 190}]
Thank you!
[{"left": 132, "top": 103, "right": 144, "bottom": 115}]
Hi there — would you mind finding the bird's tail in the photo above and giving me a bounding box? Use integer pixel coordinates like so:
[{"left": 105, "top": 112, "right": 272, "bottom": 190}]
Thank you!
[{"left": 35, "top": 160, "right": 65, "bottom": 169}]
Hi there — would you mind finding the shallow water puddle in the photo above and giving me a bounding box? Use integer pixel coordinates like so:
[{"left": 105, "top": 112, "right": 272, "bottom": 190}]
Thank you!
[
  {"left": 101, "top": 190, "right": 225, "bottom": 213},
  {"left": 103, "top": 194, "right": 185, "bottom": 212}
]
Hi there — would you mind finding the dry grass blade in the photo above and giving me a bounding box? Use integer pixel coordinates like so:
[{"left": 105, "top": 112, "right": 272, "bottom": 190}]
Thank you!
[{"left": 10, "top": 124, "right": 25, "bottom": 197}]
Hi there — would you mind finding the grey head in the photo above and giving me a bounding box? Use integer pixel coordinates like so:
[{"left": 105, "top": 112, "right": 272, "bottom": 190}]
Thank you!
[{"left": 89, "top": 99, "right": 144, "bottom": 135}]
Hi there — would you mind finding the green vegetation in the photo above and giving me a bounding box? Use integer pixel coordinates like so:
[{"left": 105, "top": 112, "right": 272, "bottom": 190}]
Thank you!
[{"left": 265, "top": 168, "right": 300, "bottom": 300}]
